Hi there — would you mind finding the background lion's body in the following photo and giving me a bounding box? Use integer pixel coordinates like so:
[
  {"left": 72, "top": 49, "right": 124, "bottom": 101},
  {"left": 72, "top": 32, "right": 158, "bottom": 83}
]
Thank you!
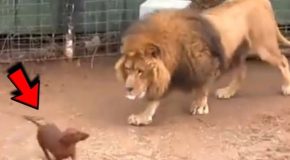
[{"left": 203, "top": 0, "right": 290, "bottom": 60}]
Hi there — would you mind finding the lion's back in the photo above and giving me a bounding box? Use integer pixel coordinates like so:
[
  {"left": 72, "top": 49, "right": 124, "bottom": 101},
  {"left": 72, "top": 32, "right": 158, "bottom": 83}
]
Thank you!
[
  {"left": 139, "top": 10, "right": 196, "bottom": 43},
  {"left": 202, "top": 0, "right": 277, "bottom": 58}
]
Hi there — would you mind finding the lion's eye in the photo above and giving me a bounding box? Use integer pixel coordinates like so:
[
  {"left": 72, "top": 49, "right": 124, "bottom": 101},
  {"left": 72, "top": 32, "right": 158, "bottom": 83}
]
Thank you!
[
  {"left": 137, "top": 69, "right": 143, "bottom": 75},
  {"left": 124, "top": 67, "right": 131, "bottom": 72}
]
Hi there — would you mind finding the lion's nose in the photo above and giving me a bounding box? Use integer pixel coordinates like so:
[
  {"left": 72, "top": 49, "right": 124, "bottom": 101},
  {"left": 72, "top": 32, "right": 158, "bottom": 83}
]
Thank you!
[{"left": 126, "top": 87, "right": 133, "bottom": 92}]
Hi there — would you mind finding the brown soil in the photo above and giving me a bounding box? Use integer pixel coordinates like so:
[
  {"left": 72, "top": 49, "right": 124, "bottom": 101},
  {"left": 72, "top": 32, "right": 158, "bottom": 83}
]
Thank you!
[{"left": 0, "top": 57, "right": 290, "bottom": 160}]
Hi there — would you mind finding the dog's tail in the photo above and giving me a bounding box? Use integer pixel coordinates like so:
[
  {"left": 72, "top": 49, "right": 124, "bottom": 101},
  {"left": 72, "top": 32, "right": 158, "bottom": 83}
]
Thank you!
[{"left": 22, "top": 115, "right": 45, "bottom": 127}]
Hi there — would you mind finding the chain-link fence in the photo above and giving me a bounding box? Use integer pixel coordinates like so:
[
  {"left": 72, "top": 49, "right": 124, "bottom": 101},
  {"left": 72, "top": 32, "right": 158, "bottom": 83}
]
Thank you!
[
  {"left": 272, "top": 0, "right": 290, "bottom": 39},
  {"left": 0, "top": 0, "right": 144, "bottom": 63},
  {"left": 0, "top": 0, "right": 289, "bottom": 63}
]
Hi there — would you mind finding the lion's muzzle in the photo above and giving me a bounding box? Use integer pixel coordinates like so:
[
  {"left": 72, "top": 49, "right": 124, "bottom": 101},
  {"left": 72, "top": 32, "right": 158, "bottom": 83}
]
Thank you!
[
  {"left": 125, "top": 91, "right": 146, "bottom": 100},
  {"left": 125, "top": 76, "right": 147, "bottom": 100}
]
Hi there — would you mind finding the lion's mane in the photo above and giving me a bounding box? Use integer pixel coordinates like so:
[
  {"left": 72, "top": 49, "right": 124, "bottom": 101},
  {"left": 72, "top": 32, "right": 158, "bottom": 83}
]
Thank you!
[{"left": 115, "top": 9, "right": 225, "bottom": 100}]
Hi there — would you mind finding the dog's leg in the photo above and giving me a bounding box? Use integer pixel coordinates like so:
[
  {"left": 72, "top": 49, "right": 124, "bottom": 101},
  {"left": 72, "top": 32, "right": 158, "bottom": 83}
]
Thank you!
[
  {"left": 128, "top": 100, "right": 160, "bottom": 126},
  {"left": 37, "top": 133, "right": 52, "bottom": 160},
  {"left": 256, "top": 47, "right": 290, "bottom": 95},
  {"left": 216, "top": 59, "right": 247, "bottom": 99},
  {"left": 40, "top": 145, "right": 51, "bottom": 160},
  {"left": 70, "top": 153, "right": 76, "bottom": 160}
]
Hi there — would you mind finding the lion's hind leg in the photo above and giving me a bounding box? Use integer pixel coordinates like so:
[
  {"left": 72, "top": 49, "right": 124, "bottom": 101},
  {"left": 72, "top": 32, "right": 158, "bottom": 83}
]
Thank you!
[
  {"left": 216, "top": 43, "right": 248, "bottom": 99},
  {"left": 216, "top": 58, "right": 247, "bottom": 99},
  {"left": 256, "top": 47, "right": 290, "bottom": 95}
]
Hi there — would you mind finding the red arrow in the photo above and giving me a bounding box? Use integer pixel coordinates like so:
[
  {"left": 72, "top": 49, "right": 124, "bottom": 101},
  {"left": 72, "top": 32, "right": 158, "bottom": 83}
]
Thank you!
[{"left": 7, "top": 62, "right": 40, "bottom": 110}]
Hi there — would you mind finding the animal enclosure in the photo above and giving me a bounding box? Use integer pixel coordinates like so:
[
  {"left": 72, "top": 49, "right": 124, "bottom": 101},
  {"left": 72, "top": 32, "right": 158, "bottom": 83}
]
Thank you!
[
  {"left": 1, "top": 0, "right": 290, "bottom": 159},
  {"left": 0, "top": 0, "right": 144, "bottom": 63},
  {"left": 0, "top": 0, "right": 289, "bottom": 63}
]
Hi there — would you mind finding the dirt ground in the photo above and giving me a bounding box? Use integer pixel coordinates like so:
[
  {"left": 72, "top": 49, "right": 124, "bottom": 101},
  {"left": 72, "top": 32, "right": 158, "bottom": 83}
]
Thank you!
[{"left": 0, "top": 57, "right": 290, "bottom": 160}]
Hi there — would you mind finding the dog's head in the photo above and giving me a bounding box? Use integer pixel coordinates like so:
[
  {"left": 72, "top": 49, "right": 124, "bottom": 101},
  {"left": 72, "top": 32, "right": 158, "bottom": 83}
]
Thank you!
[{"left": 59, "top": 128, "right": 89, "bottom": 145}]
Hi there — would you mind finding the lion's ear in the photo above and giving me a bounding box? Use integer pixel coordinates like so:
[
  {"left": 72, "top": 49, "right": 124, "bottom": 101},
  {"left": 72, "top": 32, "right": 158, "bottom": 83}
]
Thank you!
[
  {"left": 114, "top": 56, "right": 127, "bottom": 82},
  {"left": 145, "top": 43, "right": 160, "bottom": 58}
]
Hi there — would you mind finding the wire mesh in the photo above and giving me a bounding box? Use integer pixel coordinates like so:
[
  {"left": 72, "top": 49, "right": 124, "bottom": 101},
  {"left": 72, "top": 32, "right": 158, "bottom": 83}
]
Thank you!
[
  {"left": 279, "top": 24, "right": 290, "bottom": 37},
  {"left": 0, "top": 0, "right": 289, "bottom": 63},
  {"left": 0, "top": 0, "right": 144, "bottom": 63}
]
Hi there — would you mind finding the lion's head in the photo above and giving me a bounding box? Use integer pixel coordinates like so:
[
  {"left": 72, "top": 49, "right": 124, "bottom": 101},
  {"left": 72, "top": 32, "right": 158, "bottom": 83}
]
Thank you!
[{"left": 114, "top": 35, "right": 171, "bottom": 100}]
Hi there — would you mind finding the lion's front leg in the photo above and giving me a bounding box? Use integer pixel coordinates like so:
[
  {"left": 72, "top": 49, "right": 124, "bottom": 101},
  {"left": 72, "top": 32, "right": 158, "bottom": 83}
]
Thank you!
[
  {"left": 128, "top": 100, "right": 160, "bottom": 126},
  {"left": 190, "top": 85, "right": 210, "bottom": 115}
]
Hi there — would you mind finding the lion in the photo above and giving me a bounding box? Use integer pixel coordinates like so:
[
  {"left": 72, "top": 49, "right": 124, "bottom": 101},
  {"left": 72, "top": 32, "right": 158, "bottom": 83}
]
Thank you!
[{"left": 114, "top": 0, "right": 290, "bottom": 126}]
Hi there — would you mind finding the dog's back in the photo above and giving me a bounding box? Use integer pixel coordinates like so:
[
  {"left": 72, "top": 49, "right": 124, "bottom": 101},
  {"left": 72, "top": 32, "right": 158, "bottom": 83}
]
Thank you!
[
  {"left": 23, "top": 115, "right": 67, "bottom": 159},
  {"left": 37, "top": 123, "right": 62, "bottom": 149},
  {"left": 23, "top": 115, "right": 63, "bottom": 145},
  {"left": 23, "top": 115, "right": 89, "bottom": 159}
]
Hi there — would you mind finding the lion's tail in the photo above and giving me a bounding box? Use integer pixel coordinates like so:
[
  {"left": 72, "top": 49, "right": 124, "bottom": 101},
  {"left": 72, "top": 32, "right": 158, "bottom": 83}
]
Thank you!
[{"left": 277, "top": 27, "right": 290, "bottom": 47}]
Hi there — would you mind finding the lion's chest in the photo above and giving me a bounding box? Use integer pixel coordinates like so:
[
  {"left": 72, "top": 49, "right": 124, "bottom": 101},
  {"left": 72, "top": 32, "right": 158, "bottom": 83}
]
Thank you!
[{"left": 170, "top": 64, "right": 209, "bottom": 92}]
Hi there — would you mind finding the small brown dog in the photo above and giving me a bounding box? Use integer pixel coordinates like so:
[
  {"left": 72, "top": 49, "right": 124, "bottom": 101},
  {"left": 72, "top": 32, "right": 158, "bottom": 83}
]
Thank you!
[{"left": 23, "top": 115, "right": 89, "bottom": 160}]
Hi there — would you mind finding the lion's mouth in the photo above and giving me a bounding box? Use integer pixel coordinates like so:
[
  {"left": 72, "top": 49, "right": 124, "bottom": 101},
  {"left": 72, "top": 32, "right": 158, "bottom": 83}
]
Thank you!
[
  {"left": 126, "top": 91, "right": 146, "bottom": 100},
  {"left": 126, "top": 94, "right": 137, "bottom": 100}
]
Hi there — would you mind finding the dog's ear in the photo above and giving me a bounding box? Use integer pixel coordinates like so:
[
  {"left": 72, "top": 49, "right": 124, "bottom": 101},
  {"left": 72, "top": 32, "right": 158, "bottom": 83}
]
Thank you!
[
  {"left": 77, "top": 131, "right": 90, "bottom": 141},
  {"left": 145, "top": 43, "right": 161, "bottom": 58},
  {"left": 59, "top": 132, "right": 75, "bottom": 145}
]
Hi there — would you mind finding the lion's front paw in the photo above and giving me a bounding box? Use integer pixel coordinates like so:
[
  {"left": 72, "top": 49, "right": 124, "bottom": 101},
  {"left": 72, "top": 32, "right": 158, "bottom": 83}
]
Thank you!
[
  {"left": 190, "top": 102, "right": 209, "bottom": 115},
  {"left": 282, "top": 84, "right": 290, "bottom": 96},
  {"left": 215, "top": 87, "right": 236, "bottom": 99},
  {"left": 128, "top": 114, "right": 153, "bottom": 126}
]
